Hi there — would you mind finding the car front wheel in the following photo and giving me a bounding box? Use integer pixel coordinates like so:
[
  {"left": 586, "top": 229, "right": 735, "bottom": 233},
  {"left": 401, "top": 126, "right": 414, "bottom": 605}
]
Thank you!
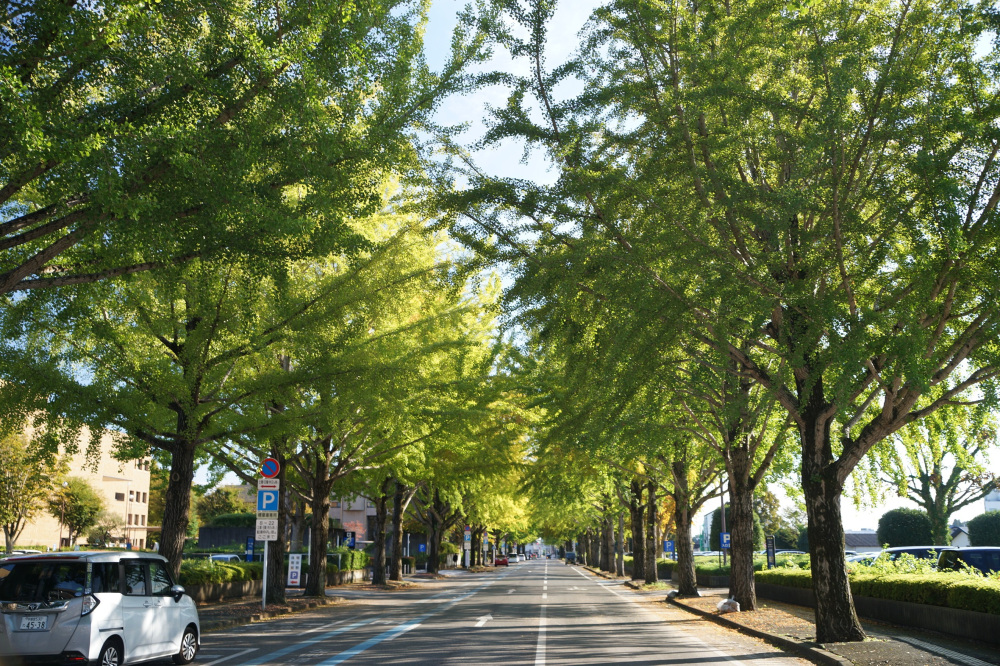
[
  {"left": 173, "top": 626, "right": 198, "bottom": 664},
  {"left": 98, "top": 640, "right": 122, "bottom": 666}
]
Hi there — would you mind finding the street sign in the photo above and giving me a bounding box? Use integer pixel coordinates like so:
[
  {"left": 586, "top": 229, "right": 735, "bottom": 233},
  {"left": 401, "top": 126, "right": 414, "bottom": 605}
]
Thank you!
[
  {"left": 765, "top": 535, "right": 776, "bottom": 569},
  {"left": 418, "top": 543, "right": 426, "bottom": 553},
  {"left": 256, "top": 519, "right": 278, "bottom": 541},
  {"left": 464, "top": 527, "right": 472, "bottom": 550},
  {"left": 345, "top": 531, "right": 356, "bottom": 549},
  {"left": 246, "top": 537, "right": 255, "bottom": 561},
  {"left": 664, "top": 540, "right": 675, "bottom": 558},
  {"left": 721, "top": 532, "right": 731, "bottom": 549},
  {"left": 260, "top": 457, "right": 280, "bottom": 478},
  {"left": 258, "top": 477, "right": 279, "bottom": 491},
  {"left": 287, "top": 553, "right": 302, "bottom": 587},
  {"left": 257, "top": 488, "right": 279, "bottom": 520}
]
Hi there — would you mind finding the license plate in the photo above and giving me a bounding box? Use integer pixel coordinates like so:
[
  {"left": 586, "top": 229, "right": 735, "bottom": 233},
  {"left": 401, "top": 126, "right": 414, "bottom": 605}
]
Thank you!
[{"left": 19, "top": 616, "right": 48, "bottom": 630}]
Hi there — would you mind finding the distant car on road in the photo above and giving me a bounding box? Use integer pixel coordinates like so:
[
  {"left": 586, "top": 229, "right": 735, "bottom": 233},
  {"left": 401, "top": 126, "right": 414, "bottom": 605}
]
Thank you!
[
  {"left": 564, "top": 551, "right": 577, "bottom": 564},
  {"left": 494, "top": 556, "right": 509, "bottom": 566},
  {"left": 209, "top": 554, "right": 241, "bottom": 563}
]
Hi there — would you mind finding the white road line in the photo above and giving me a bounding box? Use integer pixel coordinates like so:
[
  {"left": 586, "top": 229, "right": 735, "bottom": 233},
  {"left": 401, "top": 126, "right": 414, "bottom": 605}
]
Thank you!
[
  {"left": 242, "top": 619, "right": 372, "bottom": 665},
  {"left": 199, "top": 648, "right": 257, "bottom": 666},
  {"left": 542, "top": 593, "right": 547, "bottom": 599},
  {"left": 543, "top": 585, "right": 547, "bottom": 590},
  {"left": 534, "top": 605, "right": 547, "bottom": 666},
  {"left": 570, "top": 567, "right": 747, "bottom": 665}
]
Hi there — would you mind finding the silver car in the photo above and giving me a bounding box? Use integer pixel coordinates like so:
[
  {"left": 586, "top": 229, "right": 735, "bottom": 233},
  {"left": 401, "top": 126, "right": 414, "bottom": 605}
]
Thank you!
[{"left": 0, "top": 551, "right": 199, "bottom": 665}]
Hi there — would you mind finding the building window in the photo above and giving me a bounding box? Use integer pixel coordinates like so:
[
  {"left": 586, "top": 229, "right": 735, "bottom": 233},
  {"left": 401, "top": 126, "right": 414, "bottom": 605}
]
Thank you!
[
  {"left": 142, "top": 492, "right": 147, "bottom": 503},
  {"left": 331, "top": 501, "right": 340, "bottom": 509},
  {"left": 141, "top": 515, "right": 146, "bottom": 526},
  {"left": 127, "top": 514, "right": 133, "bottom": 525},
  {"left": 129, "top": 490, "right": 134, "bottom": 502},
  {"left": 366, "top": 501, "right": 374, "bottom": 508},
  {"left": 115, "top": 492, "right": 125, "bottom": 502}
]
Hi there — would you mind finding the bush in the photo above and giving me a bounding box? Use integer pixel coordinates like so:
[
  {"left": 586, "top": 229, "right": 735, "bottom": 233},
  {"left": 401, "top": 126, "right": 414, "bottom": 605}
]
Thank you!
[
  {"left": 177, "top": 560, "right": 262, "bottom": 586},
  {"left": 329, "top": 547, "right": 370, "bottom": 571},
  {"left": 755, "top": 567, "right": 1000, "bottom": 615},
  {"left": 877, "top": 508, "right": 932, "bottom": 547},
  {"left": 208, "top": 513, "right": 256, "bottom": 528},
  {"left": 439, "top": 541, "right": 460, "bottom": 555},
  {"left": 968, "top": 511, "right": 1000, "bottom": 546},
  {"left": 710, "top": 505, "right": 764, "bottom": 551}
]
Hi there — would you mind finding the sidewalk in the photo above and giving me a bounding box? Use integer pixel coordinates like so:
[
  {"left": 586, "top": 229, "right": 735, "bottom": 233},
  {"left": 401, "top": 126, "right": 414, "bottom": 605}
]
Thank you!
[{"left": 612, "top": 573, "right": 1000, "bottom": 665}]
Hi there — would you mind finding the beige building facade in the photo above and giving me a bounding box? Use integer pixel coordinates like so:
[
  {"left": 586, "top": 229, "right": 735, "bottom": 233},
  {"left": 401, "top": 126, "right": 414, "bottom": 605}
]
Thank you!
[{"left": 16, "top": 430, "right": 152, "bottom": 551}]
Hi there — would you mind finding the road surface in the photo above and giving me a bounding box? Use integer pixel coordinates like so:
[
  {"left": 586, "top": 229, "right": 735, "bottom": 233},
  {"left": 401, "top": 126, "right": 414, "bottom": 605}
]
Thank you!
[{"left": 196, "top": 560, "right": 808, "bottom": 665}]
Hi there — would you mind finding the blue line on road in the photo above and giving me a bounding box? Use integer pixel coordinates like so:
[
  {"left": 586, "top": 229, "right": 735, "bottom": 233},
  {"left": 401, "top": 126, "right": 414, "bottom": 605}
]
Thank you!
[
  {"left": 242, "top": 619, "right": 372, "bottom": 665},
  {"left": 317, "top": 582, "right": 490, "bottom": 665}
]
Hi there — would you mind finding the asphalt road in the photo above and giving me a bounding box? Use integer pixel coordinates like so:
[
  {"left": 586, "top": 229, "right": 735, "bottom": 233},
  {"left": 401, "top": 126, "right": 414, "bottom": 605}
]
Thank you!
[{"left": 196, "top": 560, "right": 809, "bottom": 665}]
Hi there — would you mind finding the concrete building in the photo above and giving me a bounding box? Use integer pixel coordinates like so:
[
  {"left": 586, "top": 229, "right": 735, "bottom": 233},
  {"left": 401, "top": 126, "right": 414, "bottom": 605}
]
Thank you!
[
  {"left": 844, "top": 530, "right": 881, "bottom": 553},
  {"left": 16, "top": 430, "right": 152, "bottom": 550}
]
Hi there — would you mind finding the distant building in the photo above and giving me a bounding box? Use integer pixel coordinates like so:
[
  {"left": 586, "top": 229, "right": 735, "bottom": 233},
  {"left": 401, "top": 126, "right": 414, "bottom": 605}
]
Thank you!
[
  {"left": 17, "top": 430, "right": 152, "bottom": 550},
  {"left": 950, "top": 521, "right": 970, "bottom": 547},
  {"left": 985, "top": 489, "right": 1000, "bottom": 513},
  {"left": 844, "top": 530, "right": 881, "bottom": 553}
]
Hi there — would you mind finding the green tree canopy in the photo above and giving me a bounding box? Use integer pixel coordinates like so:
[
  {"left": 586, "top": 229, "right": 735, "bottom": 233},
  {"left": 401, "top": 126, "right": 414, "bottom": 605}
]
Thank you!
[
  {"left": 876, "top": 508, "right": 933, "bottom": 548},
  {"left": 968, "top": 511, "right": 1000, "bottom": 547},
  {"left": 49, "top": 477, "right": 105, "bottom": 545}
]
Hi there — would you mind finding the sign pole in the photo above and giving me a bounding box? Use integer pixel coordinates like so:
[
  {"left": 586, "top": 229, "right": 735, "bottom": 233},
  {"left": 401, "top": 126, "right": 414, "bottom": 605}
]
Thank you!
[{"left": 262, "top": 540, "right": 268, "bottom": 611}]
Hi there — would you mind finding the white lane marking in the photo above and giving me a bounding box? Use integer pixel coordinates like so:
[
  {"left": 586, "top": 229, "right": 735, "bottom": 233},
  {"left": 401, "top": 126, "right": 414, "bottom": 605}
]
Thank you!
[
  {"left": 534, "top": 605, "right": 547, "bottom": 666},
  {"left": 569, "top": 567, "right": 748, "bottom": 665},
  {"left": 242, "top": 619, "right": 371, "bottom": 665},
  {"left": 199, "top": 648, "right": 257, "bottom": 666},
  {"left": 316, "top": 583, "right": 486, "bottom": 665},
  {"left": 475, "top": 613, "right": 493, "bottom": 627},
  {"left": 543, "top": 585, "right": 547, "bottom": 590},
  {"left": 542, "top": 593, "right": 547, "bottom": 599},
  {"left": 508, "top": 589, "right": 515, "bottom": 594}
]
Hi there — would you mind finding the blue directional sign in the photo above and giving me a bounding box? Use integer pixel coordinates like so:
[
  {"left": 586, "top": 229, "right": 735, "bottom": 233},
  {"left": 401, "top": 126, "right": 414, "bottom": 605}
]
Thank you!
[
  {"left": 664, "top": 540, "right": 675, "bottom": 558},
  {"left": 721, "top": 532, "right": 731, "bottom": 549},
  {"left": 257, "top": 489, "right": 279, "bottom": 512}
]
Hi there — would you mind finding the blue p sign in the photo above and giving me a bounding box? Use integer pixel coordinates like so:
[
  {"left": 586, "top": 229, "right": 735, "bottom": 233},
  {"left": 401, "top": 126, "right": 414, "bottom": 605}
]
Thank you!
[
  {"left": 721, "top": 532, "right": 731, "bottom": 548},
  {"left": 257, "top": 490, "right": 278, "bottom": 512}
]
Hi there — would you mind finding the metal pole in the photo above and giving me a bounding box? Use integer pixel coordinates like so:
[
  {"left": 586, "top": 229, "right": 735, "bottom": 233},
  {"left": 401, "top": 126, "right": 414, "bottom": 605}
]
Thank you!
[
  {"left": 720, "top": 476, "right": 727, "bottom": 568},
  {"left": 307, "top": 527, "right": 311, "bottom": 575},
  {"left": 262, "top": 540, "right": 269, "bottom": 611}
]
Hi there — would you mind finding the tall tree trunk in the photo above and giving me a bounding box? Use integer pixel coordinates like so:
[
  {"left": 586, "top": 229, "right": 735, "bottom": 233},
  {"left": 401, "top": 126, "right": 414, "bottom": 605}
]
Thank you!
[
  {"left": 630, "top": 478, "right": 645, "bottom": 580},
  {"left": 802, "top": 411, "right": 865, "bottom": 642},
  {"left": 389, "top": 481, "right": 406, "bottom": 581},
  {"left": 928, "top": 503, "right": 951, "bottom": 546},
  {"left": 160, "top": 444, "right": 196, "bottom": 578},
  {"left": 304, "top": 470, "right": 333, "bottom": 597},
  {"left": 371, "top": 479, "right": 391, "bottom": 585},
  {"left": 673, "top": 502, "right": 697, "bottom": 595},
  {"left": 289, "top": 499, "right": 305, "bottom": 553},
  {"left": 616, "top": 512, "right": 626, "bottom": 576},
  {"left": 578, "top": 531, "right": 589, "bottom": 566},
  {"left": 600, "top": 514, "right": 613, "bottom": 572},
  {"left": 728, "top": 449, "right": 757, "bottom": 610},
  {"left": 644, "top": 478, "right": 658, "bottom": 584}
]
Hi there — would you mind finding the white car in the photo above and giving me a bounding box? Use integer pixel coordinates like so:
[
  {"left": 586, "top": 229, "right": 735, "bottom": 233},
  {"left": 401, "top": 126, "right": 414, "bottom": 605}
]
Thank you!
[{"left": 0, "top": 551, "right": 200, "bottom": 665}]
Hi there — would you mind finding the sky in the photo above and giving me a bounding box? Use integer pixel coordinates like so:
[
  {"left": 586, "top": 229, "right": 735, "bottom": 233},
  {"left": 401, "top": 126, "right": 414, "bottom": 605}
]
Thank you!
[{"left": 421, "top": 1, "right": 1000, "bottom": 533}]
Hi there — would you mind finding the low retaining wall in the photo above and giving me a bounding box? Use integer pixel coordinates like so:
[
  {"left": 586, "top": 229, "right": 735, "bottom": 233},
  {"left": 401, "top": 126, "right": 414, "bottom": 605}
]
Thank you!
[
  {"left": 185, "top": 579, "right": 262, "bottom": 604},
  {"left": 669, "top": 571, "right": 731, "bottom": 588},
  {"left": 756, "top": 582, "right": 1000, "bottom": 646}
]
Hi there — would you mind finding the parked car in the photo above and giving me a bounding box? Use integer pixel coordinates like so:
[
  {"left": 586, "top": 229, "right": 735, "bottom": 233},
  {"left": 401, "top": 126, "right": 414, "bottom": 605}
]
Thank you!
[
  {"left": 937, "top": 547, "right": 1000, "bottom": 575},
  {"left": 0, "top": 551, "right": 200, "bottom": 666},
  {"left": 209, "top": 554, "right": 242, "bottom": 563},
  {"left": 494, "top": 556, "right": 509, "bottom": 566},
  {"left": 564, "top": 551, "right": 577, "bottom": 564}
]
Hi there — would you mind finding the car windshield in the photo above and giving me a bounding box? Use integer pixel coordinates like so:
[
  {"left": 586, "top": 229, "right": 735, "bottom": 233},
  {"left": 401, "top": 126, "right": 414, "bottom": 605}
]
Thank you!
[{"left": 0, "top": 561, "right": 88, "bottom": 602}]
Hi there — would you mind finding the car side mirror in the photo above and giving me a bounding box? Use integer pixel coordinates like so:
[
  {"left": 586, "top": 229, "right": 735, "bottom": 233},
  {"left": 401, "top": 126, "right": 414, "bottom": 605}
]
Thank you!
[{"left": 170, "top": 585, "right": 185, "bottom": 602}]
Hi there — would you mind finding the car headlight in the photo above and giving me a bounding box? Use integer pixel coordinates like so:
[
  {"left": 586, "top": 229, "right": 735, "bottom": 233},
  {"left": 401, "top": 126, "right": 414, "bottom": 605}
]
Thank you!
[{"left": 81, "top": 595, "right": 100, "bottom": 616}]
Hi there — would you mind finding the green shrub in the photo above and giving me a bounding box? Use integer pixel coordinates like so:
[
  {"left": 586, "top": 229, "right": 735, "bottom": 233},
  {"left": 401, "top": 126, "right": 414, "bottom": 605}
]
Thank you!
[
  {"left": 178, "top": 560, "right": 262, "bottom": 586},
  {"left": 755, "top": 567, "right": 1000, "bottom": 615},
  {"left": 710, "top": 505, "right": 765, "bottom": 551},
  {"left": 968, "top": 511, "right": 1000, "bottom": 546},
  {"left": 207, "top": 512, "right": 257, "bottom": 528},
  {"left": 330, "top": 547, "right": 370, "bottom": 571},
  {"left": 439, "top": 542, "right": 460, "bottom": 555},
  {"left": 877, "top": 508, "right": 932, "bottom": 547}
]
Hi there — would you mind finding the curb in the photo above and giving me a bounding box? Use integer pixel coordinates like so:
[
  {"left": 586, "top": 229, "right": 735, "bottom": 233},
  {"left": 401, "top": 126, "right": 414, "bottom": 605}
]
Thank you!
[
  {"left": 664, "top": 597, "right": 853, "bottom": 666},
  {"left": 200, "top": 596, "right": 344, "bottom": 633}
]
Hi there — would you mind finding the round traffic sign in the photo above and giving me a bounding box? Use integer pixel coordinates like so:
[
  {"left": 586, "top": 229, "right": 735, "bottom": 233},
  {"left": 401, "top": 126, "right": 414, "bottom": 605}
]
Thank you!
[{"left": 260, "top": 457, "right": 280, "bottom": 478}]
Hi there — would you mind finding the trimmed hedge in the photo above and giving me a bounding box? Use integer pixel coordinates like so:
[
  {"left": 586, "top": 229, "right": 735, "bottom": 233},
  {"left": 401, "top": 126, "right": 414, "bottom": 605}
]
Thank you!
[
  {"left": 178, "top": 560, "right": 263, "bottom": 586},
  {"left": 755, "top": 568, "right": 1000, "bottom": 615},
  {"left": 207, "top": 513, "right": 257, "bottom": 528},
  {"left": 330, "top": 547, "right": 370, "bottom": 571}
]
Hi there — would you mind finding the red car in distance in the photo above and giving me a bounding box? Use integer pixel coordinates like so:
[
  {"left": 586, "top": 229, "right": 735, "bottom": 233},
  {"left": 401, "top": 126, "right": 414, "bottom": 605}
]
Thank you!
[{"left": 494, "top": 556, "right": 509, "bottom": 566}]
